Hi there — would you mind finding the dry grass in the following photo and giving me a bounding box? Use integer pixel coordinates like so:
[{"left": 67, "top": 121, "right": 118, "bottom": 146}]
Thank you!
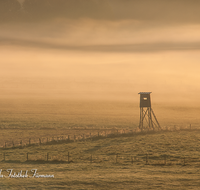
[
  {"left": 1, "top": 130, "right": 200, "bottom": 189},
  {"left": 0, "top": 99, "right": 200, "bottom": 189}
]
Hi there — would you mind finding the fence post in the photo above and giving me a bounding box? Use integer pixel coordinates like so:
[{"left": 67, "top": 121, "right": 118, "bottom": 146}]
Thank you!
[
  {"left": 131, "top": 156, "right": 133, "bottom": 164},
  {"left": 12, "top": 141, "right": 14, "bottom": 147},
  {"left": 91, "top": 155, "right": 92, "bottom": 163},
  {"left": 116, "top": 154, "right": 118, "bottom": 163},
  {"left": 4, "top": 142, "right": 6, "bottom": 148},
  {"left": 146, "top": 153, "right": 149, "bottom": 165},
  {"left": 20, "top": 140, "right": 22, "bottom": 147},
  {"left": 183, "top": 157, "right": 186, "bottom": 166}
]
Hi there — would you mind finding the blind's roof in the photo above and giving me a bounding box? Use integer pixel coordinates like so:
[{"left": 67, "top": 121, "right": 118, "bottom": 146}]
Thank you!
[{"left": 138, "top": 92, "right": 152, "bottom": 94}]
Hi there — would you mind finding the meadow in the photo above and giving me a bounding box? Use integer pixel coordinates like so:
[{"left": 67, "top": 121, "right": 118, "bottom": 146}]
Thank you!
[{"left": 0, "top": 99, "right": 200, "bottom": 189}]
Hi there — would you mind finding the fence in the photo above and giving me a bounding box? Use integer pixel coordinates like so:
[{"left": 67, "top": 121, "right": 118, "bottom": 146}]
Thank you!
[
  {"left": 1, "top": 151, "right": 200, "bottom": 166},
  {"left": 0, "top": 124, "right": 197, "bottom": 150},
  {"left": 1, "top": 124, "right": 199, "bottom": 166}
]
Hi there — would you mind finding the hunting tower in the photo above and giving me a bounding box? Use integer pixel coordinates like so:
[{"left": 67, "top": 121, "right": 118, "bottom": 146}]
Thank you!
[{"left": 138, "top": 92, "right": 161, "bottom": 131}]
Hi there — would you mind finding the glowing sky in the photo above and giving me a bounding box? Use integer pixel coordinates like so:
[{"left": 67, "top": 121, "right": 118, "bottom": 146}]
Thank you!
[{"left": 1, "top": 0, "right": 200, "bottom": 104}]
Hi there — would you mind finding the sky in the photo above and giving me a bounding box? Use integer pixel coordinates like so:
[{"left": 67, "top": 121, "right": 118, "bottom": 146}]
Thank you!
[{"left": 1, "top": 0, "right": 200, "bottom": 105}]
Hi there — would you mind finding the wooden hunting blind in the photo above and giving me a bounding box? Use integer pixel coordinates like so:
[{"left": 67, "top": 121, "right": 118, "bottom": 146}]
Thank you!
[
  {"left": 138, "top": 92, "right": 161, "bottom": 130},
  {"left": 139, "top": 92, "right": 151, "bottom": 108}
]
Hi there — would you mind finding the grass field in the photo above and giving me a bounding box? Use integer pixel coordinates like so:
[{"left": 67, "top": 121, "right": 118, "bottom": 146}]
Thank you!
[
  {"left": 0, "top": 99, "right": 200, "bottom": 189},
  {"left": 1, "top": 130, "right": 200, "bottom": 189}
]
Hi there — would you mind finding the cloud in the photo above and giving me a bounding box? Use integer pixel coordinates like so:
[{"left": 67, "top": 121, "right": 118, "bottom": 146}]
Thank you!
[
  {"left": 1, "top": 18, "right": 200, "bottom": 53},
  {"left": 2, "top": 37, "right": 200, "bottom": 53},
  {"left": 1, "top": 0, "right": 200, "bottom": 25}
]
